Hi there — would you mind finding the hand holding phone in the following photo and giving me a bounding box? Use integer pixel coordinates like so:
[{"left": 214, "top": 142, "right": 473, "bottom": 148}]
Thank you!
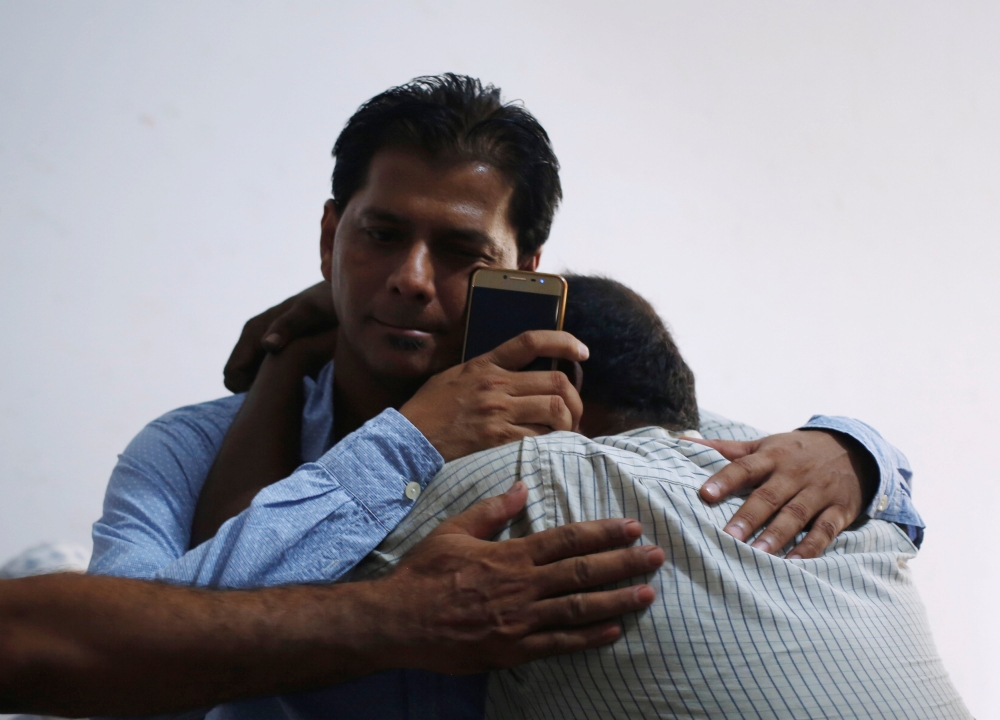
[{"left": 400, "top": 329, "right": 587, "bottom": 462}]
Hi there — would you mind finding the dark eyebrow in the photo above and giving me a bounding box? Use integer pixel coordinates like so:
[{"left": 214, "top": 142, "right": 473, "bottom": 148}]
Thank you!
[{"left": 359, "top": 208, "right": 413, "bottom": 226}]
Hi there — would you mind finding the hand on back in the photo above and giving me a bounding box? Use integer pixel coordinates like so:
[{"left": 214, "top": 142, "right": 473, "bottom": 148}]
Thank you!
[
  {"left": 691, "top": 429, "right": 877, "bottom": 559},
  {"left": 377, "top": 481, "right": 663, "bottom": 672}
]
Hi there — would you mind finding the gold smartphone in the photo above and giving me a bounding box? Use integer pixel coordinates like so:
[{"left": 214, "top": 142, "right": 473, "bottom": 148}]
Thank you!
[{"left": 461, "top": 268, "right": 568, "bottom": 370}]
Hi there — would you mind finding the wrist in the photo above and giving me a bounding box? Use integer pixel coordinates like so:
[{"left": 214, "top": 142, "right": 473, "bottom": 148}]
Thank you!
[
  {"left": 806, "top": 428, "right": 879, "bottom": 512},
  {"left": 256, "top": 351, "right": 314, "bottom": 389},
  {"left": 398, "top": 404, "right": 449, "bottom": 462},
  {"left": 330, "top": 577, "right": 415, "bottom": 674}
]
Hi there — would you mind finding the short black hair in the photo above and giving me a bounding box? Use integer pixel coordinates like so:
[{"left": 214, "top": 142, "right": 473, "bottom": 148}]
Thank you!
[
  {"left": 331, "top": 73, "right": 562, "bottom": 259},
  {"left": 563, "top": 275, "right": 699, "bottom": 432}
]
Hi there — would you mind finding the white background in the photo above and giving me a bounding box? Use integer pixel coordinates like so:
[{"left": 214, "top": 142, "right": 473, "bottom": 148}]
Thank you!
[{"left": 1, "top": 1, "right": 997, "bottom": 716}]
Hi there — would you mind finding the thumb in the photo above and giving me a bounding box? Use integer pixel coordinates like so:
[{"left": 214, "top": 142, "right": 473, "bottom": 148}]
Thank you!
[
  {"left": 432, "top": 481, "right": 529, "bottom": 540},
  {"left": 682, "top": 436, "right": 761, "bottom": 461}
]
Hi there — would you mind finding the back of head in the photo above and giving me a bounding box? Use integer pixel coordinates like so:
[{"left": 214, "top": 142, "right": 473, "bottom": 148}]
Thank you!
[
  {"left": 563, "top": 275, "right": 698, "bottom": 433},
  {"left": 332, "top": 74, "right": 562, "bottom": 260}
]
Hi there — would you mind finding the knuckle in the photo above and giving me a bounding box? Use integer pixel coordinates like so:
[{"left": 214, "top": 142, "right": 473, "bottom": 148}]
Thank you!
[
  {"left": 766, "top": 444, "right": 790, "bottom": 464},
  {"left": 477, "top": 399, "right": 508, "bottom": 417},
  {"left": 550, "top": 371, "right": 571, "bottom": 395},
  {"left": 470, "top": 354, "right": 499, "bottom": 372},
  {"left": 781, "top": 502, "right": 811, "bottom": 525},
  {"left": 487, "top": 422, "right": 515, "bottom": 444},
  {"left": 566, "top": 593, "right": 588, "bottom": 622},
  {"left": 478, "top": 375, "right": 507, "bottom": 393},
  {"left": 518, "top": 332, "right": 540, "bottom": 354},
  {"left": 571, "top": 557, "right": 594, "bottom": 587},
  {"left": 731, "top": 457, "right": 758, "bottom": 482},
  {"left": 549, "top": 394, "right": 568, "bottom": 419},
  {"left": 557, "top": 524, "right": 582, "bottom": 555},
  {"left": 813, "top": 518, "right": 840, "bottom": 541},
  {"left": 731, "top": 507, "right": 761, "bottom": 528},
  {"left": 750, "top": 485, "right": 783, "bottom": 511}
]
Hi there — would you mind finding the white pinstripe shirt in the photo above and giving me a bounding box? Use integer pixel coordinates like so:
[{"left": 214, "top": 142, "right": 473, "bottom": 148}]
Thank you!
[{"left": 358, "top": 427, "right": 969, "bottom": 719}]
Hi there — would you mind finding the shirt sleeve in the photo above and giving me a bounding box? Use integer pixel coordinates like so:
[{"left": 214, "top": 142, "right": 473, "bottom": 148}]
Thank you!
[
  {"left": 90, "top": 407, "right": 443, "bottom": 588},
  {"left": 89, "top": 398, "right": 241, "bottom": 580}
]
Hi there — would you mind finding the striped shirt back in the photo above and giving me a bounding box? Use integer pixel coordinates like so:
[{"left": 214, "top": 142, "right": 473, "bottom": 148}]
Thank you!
[{"left": 359, "top": 428, "right": 969, "bottom": 719}]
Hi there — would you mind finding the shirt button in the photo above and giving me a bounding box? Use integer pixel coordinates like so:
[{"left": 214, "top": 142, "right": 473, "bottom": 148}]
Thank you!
[
  {"left": 404, "top": 482, "right": 421, "bottom": 501},
  {"left": 876, "top": 494, "right": 888, "bottom": 513}
]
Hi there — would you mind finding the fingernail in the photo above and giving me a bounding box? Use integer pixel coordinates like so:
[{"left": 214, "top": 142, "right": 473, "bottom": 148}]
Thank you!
[
  {"left": 751, "top": 538, "right": 771, "bottom": 553},
  {"left": 725, "top": 520, "right": 749, "bottom": 542},
  {"left": 703, "top": 482, "right": 721, "bottom": 500},
  {"left": 263, "top": 333, "right": 283, "bottom": 349},
  {"left": 787, "top": 553, "right": 803, "bottom": 561},
  {"left": 644, "top": 546, "right": 665, "bottom": 564},
  {"left": 508, "top": 481, "right": 526, "bottom": 494},
  {"left": 633, "top": 585, "right": 655, "bottom": 604},
  {"left": 623, "top": 519, "right": 642, "bottom": 537},
  {"left": 577, "top": 342, "right": 590, "bottom": 360}
]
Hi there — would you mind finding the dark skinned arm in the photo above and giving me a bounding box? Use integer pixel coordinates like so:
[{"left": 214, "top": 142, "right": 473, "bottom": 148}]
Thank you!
[{"left": 2, "top": 485, "right": 663, "bottom": 717}]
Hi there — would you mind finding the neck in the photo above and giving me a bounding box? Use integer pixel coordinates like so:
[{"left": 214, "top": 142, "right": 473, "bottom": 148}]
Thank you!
[{"left": 332, "top": 331, "right": 425, "bottom": 442}]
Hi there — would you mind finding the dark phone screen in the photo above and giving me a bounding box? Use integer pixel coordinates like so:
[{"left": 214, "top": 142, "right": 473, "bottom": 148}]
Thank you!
[{"left": 463, "top": 286, "right": 562, "bottom": 367}]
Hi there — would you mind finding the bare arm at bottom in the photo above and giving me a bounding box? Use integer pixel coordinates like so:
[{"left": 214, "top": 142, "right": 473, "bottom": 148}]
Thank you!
[{"left": 1, "top": 483, "right": 663, "bottom": 717}]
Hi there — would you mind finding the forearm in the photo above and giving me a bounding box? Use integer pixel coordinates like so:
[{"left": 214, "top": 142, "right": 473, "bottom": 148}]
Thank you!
[
  {"left": 0, "top": 573, "right": 392, "bottom": 717},
  {"left": 151, "top": 410, "right": 444, "bottom": 589},
  {"left": 191, "top": 359, "right": 306, "bottom": 547}
]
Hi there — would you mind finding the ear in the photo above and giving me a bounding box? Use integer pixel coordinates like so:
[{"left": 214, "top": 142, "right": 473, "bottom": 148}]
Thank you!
[
  {"left": 517, "top": 251, "right": 542, "bottom": 271},
  {"left": 320, "top": 199, "right": 340, "bottom": 282}
]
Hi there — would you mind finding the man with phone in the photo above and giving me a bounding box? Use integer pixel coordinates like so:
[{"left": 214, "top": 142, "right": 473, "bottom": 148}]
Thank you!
[{"left": 87, "top": 74, "right": 922, "bottom": 718}]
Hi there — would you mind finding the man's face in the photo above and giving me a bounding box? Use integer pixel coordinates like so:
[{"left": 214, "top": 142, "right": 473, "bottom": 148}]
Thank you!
[{"left": 321, "top": 148, "right": 539, "bottom": 382}]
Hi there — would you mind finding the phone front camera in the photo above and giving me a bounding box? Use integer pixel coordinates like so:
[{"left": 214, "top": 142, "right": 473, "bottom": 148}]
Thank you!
[{"left": 503, "top": 274, "right": 508, "bottom": 279}]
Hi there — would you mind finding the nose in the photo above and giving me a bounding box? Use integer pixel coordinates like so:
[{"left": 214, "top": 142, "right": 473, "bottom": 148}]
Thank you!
[{"left": 387, "top": 241, "right": 435, "bottom": 303}]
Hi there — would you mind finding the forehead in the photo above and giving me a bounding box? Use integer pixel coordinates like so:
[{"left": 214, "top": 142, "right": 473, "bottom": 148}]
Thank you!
[{"left": 346, "top": 148, "right": 518, "bottom": 246}]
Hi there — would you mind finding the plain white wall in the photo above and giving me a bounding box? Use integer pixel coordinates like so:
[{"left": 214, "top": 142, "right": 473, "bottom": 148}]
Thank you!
[{"left": 1, "top": 1, "right": 997, "bottom": 715}]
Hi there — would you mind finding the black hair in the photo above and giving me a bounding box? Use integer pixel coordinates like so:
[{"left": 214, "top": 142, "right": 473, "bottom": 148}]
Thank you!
[
  {"left": 331, "top": 73, "right": 562, "bottom": 259},
  {"left": 563, "top": 275, "right": 699, "bottom": 432}
]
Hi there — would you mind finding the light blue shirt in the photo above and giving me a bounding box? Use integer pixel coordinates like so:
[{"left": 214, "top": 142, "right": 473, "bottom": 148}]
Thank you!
[{"left": 88, "top": 361, "right": 924, "bottom": 718}]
